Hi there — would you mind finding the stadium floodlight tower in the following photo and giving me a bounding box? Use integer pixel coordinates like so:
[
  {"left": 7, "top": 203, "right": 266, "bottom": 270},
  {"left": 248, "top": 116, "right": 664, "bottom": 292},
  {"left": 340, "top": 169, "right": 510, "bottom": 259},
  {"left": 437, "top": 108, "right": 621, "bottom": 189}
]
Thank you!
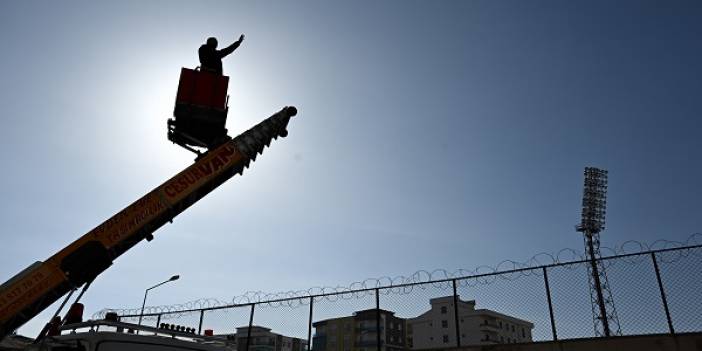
[{"left": 576, "top": 167, "right": 621, "bottom": 337}]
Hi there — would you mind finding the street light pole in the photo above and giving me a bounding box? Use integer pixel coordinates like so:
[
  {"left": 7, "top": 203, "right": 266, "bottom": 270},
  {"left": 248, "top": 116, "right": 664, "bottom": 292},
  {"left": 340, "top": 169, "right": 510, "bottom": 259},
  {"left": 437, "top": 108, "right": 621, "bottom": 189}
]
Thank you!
[{"left": 138, "top": 275, "right": 180, "bottom": 327}]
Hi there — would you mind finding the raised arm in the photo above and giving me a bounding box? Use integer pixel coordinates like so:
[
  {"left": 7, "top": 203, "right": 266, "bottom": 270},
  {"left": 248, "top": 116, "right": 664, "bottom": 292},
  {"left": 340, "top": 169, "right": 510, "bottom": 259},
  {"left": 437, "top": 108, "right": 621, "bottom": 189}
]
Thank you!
[{"left": 218, "top": 34, "right": 245, "bottom": 58}]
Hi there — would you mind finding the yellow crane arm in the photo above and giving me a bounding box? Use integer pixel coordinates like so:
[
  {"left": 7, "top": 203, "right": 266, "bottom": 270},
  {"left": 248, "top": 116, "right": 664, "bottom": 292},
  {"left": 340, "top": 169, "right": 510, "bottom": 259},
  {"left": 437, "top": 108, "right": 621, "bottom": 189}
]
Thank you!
[{"left": 0, "top": 107, "right": 297, "bottom": 338}]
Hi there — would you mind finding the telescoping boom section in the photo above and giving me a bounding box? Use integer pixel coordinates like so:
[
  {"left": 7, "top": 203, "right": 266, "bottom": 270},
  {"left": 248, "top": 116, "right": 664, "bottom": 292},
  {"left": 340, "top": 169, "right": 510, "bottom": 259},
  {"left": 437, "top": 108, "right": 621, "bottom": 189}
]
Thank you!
[{"left": 0, "top": 106, "right": 298, "bottom": 338}]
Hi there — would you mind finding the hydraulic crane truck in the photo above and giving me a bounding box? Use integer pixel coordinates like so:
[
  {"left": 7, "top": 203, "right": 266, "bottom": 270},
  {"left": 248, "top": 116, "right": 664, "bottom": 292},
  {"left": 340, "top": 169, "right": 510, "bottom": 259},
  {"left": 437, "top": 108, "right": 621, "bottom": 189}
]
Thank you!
[{"left": 0, "top": 67, "right": 298, "bottom": 339}]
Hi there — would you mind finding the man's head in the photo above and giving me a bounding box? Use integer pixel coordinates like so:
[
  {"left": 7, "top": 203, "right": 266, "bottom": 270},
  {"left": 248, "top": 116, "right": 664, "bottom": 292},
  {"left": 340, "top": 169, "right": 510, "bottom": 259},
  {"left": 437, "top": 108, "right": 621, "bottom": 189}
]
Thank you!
[{"left": 206, "top": 37, "right": 218, "bottom": 49}]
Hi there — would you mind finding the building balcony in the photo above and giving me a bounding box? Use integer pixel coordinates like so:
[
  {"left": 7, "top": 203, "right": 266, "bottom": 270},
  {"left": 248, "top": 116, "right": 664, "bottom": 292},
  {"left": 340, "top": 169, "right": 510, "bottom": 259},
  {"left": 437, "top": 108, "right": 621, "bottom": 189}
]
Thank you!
[
  {"left": 479, "top": 322, "right": 501, "bottom": 332},
  {"left": 356, "top": 326, "right": 383, "bottom": 333},
  {"left": 355, "top": 340, "right": 383, "bottom": 347}
]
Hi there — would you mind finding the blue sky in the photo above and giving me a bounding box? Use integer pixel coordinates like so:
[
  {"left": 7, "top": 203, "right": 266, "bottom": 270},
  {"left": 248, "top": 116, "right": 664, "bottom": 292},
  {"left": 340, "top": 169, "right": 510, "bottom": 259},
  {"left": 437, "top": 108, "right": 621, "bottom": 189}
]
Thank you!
[{"left": 1, "top": 0, "right": 700, "bottom": 337}]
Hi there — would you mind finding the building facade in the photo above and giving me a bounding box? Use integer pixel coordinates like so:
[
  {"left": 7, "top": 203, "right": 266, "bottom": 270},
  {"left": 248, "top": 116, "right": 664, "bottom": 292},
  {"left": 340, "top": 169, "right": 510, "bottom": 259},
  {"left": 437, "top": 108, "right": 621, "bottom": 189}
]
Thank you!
[
  {"left": 220, "top": 326, "right": 307, "bottom": 351},
  {"left": 312, "top": 309, "right": 406, "bottom": 351},
  {"left": 407, "top": 296, "right": 533, "bottom": 348}
]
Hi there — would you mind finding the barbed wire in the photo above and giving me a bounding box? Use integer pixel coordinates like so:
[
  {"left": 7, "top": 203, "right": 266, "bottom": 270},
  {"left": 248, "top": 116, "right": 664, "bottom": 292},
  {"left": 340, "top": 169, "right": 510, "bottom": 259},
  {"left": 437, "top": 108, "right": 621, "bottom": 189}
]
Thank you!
[{"left": 94, "top": 233, "right": 702, "bottom": 320}]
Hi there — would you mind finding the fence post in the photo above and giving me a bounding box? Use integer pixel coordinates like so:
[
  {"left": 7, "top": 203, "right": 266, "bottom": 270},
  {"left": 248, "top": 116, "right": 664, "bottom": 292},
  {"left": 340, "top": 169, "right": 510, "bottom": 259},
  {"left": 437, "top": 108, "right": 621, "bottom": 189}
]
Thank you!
[
  {"left": 307, "top": 297, "right": 314, "bottom": 351},
  {"left": 452, "top": 279, "right": 461, "bottom": 348},
  {"left": 651, "top": 252, "right": 675, "bottom": 334},
  {"left": 375, "top": 288, "right": 381, "bottom": 351},
  {"left": 542, "top": 266, "right": 558, "bottom": 341},
  {"left": 246, "top": 303, "right": 256, "bottom": 351},
  {"left": 155, "top": 314, "right": 162, "bottom": 334},
  {"left": 198, "top": 310, "right": 204, "bottom": 335}
]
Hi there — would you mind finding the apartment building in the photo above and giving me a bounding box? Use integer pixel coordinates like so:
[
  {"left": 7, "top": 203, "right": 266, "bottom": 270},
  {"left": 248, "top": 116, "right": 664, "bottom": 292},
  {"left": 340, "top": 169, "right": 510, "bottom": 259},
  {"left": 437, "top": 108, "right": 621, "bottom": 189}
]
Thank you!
[
  {"left": 407, "top": 296, "right": 533, "bottom": 348},
  {"left": 312, "top": 309, "right": 406, "bottom": 351},
  {"left": 220, "top": 326, "right": 307, "bottom": 351}
]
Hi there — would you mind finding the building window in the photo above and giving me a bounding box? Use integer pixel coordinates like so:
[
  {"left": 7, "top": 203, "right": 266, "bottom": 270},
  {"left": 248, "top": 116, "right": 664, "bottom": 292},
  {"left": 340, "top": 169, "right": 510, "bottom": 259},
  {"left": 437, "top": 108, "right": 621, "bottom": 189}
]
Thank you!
[
  {"left": 442, "top": 335, "right": 449, "bottom": 344},
  {"left": 429, "top": 337, "right": 433, "bottom": 341},
  {"left": 398, "top": 324, "right": 402, "bottom": 331},
  {"left": 507, "top": 338, "right": 511, "bottom": 343},
  {"left": 522, "top": 328, "right": 525, "bottom": 337},
  {"left": 499, "top": 321, "right": 502, "bottom": 329},
  {"left": 485, "top": 334, "right": 490, "bottom": 341},
  {"left": 441, "top": 320, "right": 448, "bottom": 328},
  {"left": 441, "top": 306, "right": 447, "bottom": 314},
  {"left": 512, "top": 325, "right": 515, "bottom": 332},
  {"left": 429, "top": 322, "right": 433, "bottom": 327}
]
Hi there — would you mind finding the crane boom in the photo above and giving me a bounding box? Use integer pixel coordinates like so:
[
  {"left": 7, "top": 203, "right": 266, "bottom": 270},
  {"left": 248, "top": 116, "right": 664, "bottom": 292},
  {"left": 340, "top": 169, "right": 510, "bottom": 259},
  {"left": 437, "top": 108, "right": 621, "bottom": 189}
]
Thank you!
[{"left": 0, "top": 106, "right": 298, "bottom": 338}]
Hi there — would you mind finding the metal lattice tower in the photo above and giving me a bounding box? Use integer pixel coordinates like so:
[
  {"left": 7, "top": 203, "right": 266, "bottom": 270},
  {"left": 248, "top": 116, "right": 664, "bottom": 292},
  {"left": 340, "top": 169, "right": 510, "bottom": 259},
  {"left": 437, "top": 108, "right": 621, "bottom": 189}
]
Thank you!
[{"left": 576, "top": 167, "right": 621, "bottom": 337}]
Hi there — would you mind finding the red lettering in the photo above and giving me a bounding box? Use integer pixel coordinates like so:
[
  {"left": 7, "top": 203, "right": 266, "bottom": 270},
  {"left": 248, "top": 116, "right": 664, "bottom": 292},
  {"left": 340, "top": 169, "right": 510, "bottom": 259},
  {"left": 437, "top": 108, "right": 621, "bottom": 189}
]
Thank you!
[
  {"left": 162, "top": 143, "right": 241, "bottom": 200},
  {"left": 178, "top": 178, "right": 189, "bottom": 190},
  {"left": 211, "top": 156, "right": 224, "bottom": 172},
  {"left": 165, "top": 185, "right": 176, "bottom": 197},
  {"left": 190, "top": 167, "right": 202, "bottom": 180},
  {"left": 220, "top": 145, "right": 236, "bottom": 158},
  {"left": 197, "top": 163, "right": 213, "bottom": 176}
]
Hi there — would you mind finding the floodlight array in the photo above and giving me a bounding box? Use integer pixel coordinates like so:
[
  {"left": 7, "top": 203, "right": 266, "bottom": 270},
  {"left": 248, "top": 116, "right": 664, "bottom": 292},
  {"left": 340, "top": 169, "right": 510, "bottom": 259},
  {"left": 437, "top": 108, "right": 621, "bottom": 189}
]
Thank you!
[{"left": 577, "top": 167, "right": 608, "bottom": 234}]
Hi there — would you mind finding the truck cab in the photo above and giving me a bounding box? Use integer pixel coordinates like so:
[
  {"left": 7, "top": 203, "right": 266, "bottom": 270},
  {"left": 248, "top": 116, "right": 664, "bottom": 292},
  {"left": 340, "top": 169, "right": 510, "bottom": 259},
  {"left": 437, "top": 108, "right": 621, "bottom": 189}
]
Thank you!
[{"left": 29, "top": 319, "right": 234, "bottom": 351}]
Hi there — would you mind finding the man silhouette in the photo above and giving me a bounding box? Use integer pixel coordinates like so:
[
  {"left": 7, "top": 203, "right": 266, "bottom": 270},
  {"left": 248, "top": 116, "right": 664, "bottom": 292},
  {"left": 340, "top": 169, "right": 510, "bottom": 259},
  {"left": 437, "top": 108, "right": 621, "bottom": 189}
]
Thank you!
[{"left": 199, "top": 34, "right": 245, "bottom": 75}]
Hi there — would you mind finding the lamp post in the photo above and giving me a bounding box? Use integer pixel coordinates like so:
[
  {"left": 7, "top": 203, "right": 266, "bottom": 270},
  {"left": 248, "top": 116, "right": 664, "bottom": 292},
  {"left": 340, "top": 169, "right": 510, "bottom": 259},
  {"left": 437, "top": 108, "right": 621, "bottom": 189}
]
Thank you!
[{"left": 138, "top": 275, "right": 180, "bottom": 327}]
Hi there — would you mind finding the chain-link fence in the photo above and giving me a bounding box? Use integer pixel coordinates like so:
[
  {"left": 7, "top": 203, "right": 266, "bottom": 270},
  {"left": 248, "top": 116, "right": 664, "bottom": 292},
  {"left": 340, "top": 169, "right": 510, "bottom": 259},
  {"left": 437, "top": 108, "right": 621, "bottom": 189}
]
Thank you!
[{"left": 112, "top": 244, "right": 702, "bottom": 349}]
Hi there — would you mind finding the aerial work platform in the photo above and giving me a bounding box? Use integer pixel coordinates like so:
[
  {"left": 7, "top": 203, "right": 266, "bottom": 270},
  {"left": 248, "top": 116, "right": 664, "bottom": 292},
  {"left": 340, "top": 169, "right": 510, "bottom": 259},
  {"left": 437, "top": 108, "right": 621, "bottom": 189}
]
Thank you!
[{"left": 168, "top": 68, "right": 231, "bottom": 153}]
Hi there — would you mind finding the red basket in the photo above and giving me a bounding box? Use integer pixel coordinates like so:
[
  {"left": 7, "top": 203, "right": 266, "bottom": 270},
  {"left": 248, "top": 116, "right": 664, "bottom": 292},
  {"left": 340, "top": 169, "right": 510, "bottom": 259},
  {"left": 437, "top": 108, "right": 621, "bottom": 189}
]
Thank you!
[{"left": 175, "top": 68, "right": 229, "bottom": 110}]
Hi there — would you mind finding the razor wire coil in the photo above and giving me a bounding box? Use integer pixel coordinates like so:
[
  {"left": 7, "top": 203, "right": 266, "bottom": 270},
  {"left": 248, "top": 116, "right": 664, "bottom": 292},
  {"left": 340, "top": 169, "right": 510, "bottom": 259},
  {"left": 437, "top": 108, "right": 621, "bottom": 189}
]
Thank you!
[{"left": 95, "top": 233, "right": 702, "bottom": 320}]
